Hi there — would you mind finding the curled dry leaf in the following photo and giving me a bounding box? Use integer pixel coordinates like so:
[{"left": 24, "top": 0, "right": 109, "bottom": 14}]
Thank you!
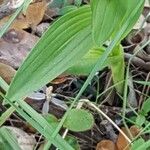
[
  {"left": 5, "top": 126, "right": 36, "bottom": 150},
  {"left": 0, "top": 29, "right": 39, "bottom": 68},
  {"left": 51, "top": 75, "right": 70, "bottom": 84},
  {"left": 116, "top": 126, "right": 140, "bottom": 150},
  {"left": 0, "top": 1, "right": 47, "bottom": 30},
  {"left": 0, "top": 62, "right": 16, "bottom": 84},
  {"left": 96, "top": 140, "right": 117, "bottom": 150}
]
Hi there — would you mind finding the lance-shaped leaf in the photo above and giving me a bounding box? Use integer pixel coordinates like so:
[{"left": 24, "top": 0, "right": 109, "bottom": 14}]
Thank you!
[
  {"left": 112, "top": 0, "right": 145, "bottom": 40},
  {"left": 91, "top": 0, "right": 145, "bottom": 46},
  {"left": 91, "top": 0, "right": 121, "bottom": 46},
  {"left": 110, "top": 45, "right": 125, "bottom": 94},
  {"left": 6, "top": 6, "right": 92, "bottom": 101},
  {"left": 67, "top": 47, "right": 122, "bottom": 75},
  {"left": 67, "top": 45, "right": 124, "bottom": 94}
]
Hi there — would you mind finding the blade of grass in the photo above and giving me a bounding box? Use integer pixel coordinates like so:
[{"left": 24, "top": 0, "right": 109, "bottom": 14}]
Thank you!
[
  {"left": 122, "top": 40, "right": 150, "bottom": 139},
  {"left": 0, "top": 4, "right": 22, "bottom": 37},
  {"left": 0, "top": 127, "right": 21, "bottom": 150},
  {"left": 134, "top": 81, "right": 150, "bottom": 86},
  {"left": 0, "top": 0, "right": 34, "bottom": 38},
  {"left": 0, "top": 93, "right": 75, "bottom": 150},
  {"left": 0, "top": 79, "right": 74, "bottom": 150}
]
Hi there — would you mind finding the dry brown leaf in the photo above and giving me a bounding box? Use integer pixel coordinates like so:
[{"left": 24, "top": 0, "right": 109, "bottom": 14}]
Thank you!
[
  {"left": 0, "top": 0, "right": 3, "bottom": 5},
  {"left": 0, "top": 62, "right": 16, "bottom": 84},
  {"left": 96, "top": 140, "right": 117, "bottom": 150},
  {"left": 116, "top": 127, "right": 131, "bottom": 150},
  {"left": 0, "top": 1, "right": 47, "bottom": 30},
  {"left": 0, "top": 29, "right": 39, "bottom": 68},
  {"left": 116, "top": 126, "right": 140, "bottom": 150},
  {"left": 129, "top": 125, "right": 140, "bottom": 137},
  {"left": 51, "top": 75, "right": 69, "bottom": 84}
]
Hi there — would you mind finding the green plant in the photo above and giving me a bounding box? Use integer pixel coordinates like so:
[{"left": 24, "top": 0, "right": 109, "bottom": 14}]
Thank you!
[
  {"left": 133, "top": 98, "right": 150, "bottom": 127},
  {"left": 132, "top": 138, "right": 150, "bottom": 150},
  {"left": 0, "top": 0, "right": 145, "bottom": 149},
  {"left": 0, "top": 127, "right": 21, "bottom": 150}
]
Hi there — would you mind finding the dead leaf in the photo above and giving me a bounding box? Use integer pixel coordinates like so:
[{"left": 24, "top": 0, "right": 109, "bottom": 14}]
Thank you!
[
  {"left": 96, "top": 140, "right": 117, "bottom": 150},
  {"left": 133, "top": 15, "right": 147, "bottom": 30},
  {"left": 145, "top": 0, "right": 150, "bottom": 7},
  {"left": 116, "top": 127, "right": 131, "bottom": 150},
  {"left": 0, "top": 1, "right": 47, "bottom": 30},
  {"left": 0, "top": 29, "right": 39, "bottom": 68},
  {"left": 51, "top": 75, "right": 69, "bottom": 84},
  {"left": 5, "top": 126, "right": 36, "bottom": 150},
  {"left": 116, "top": 126, "right": 140, "bottom": 150},
  {"left": 129, "top": 125, "right": 140, "bottom": 137},
  {"left": 0, "top": 62, "right": 16, "bottom": 84},
  {"left": 0, "top": 0, "right": 4, "bottom": 5}
]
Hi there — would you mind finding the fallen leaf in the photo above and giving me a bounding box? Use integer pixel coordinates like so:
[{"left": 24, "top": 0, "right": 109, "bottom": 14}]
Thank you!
[
  {"left": 0, "top": 29, "right": 39, "bottom": 68},
  {"left": 0, "top": 1, "right": 47, "bottom": 30},
  {"left": 130, "top": 125, "right": 141, "bottom": 137},
  {"left": 0, "top": 0, "right": 4, "bottom": 5},
  {"left": 0, "top": 62, "right": 16, "bottom": 84},
  {"left": 116, "top": 126, "right": 140, "bottom": 150},
  {"left": 116, "top": 127, "right": 131, "bottom": 150},
  {"left": 96, "top": 140, "right": 117, "bottom": 150},
  {"left": 51, "top": 75, "right": 69, "bottom": 84},
  {"left": 5, "top": 126, "right": 36, "bottom": 150}
]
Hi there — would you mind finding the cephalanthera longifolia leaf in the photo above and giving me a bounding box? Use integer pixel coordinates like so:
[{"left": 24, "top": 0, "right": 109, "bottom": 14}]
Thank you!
[
  {"left": 91, "top": 0, "right": 120, "bottom": 46},
  {"left": 6, "top": 6, "right": 93, "bottom": 101},
  {"left": 6, "top": 1, "right": 145, "bottom": 101},
  {"left": 67, "top": 47, "right": 122, "bottom": 75},
  {"left": 113, "top": 0, "right": 145, "bottom": 40},
  {"left": 110, "top": 45, "right": 125, "bottom": 93},
  {"left": 91, "top": 0, "right": 145, "bottom": 46}
]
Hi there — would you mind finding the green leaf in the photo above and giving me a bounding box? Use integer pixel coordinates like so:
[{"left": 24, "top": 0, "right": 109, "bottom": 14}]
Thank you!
[
  {"left": 91, "top": 0, "right": 119, "bottom": 46},
  {"left": 6, "top": 6, "right": 92, "bottom": 102},
  {"left": 134, "top": 81, "right": 150, "bottom": 86},
  {"left": 136, "top": 115, "right": 145, "bottom": 127},
  {"left": 44, "top": 114, "right": 59, "bottom": 129},
  {"left": 116, "top": 0, "right": 145, "bottom": 40},
  {"left": 141, "top": 98, "right": 150, "bottom": 115},
  {"left": 74, "top": 0, "right": 82, "bottom": 6},
  {"left": 91, "top": 0, "right": 145, "bottom": 46},
  {"left": 65, "top": 136, "right": 80, "bottom": 150},
  {"left": 0, "top": 127, "right": 21, "bottom": 150},
  {"left": 63, "top": 109, "right": 94, "bottom": 132},
  {"left": 67, "top": 46, "right": 122, "bottom": 75},
  {"left": 67, "top": 47, "right": 106, "bottom": 75},
  {"left": 67, "top": 45, "right": 124, "bottom": 93},
  {"left": 110, "top": 45, "right": 125, "bottom": 93},
  {"left": 132, "top": 138, "right": 145, "bottom": 150},
  {"left": 135, "top": 140, "right": 150, "bottom": 150}
]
